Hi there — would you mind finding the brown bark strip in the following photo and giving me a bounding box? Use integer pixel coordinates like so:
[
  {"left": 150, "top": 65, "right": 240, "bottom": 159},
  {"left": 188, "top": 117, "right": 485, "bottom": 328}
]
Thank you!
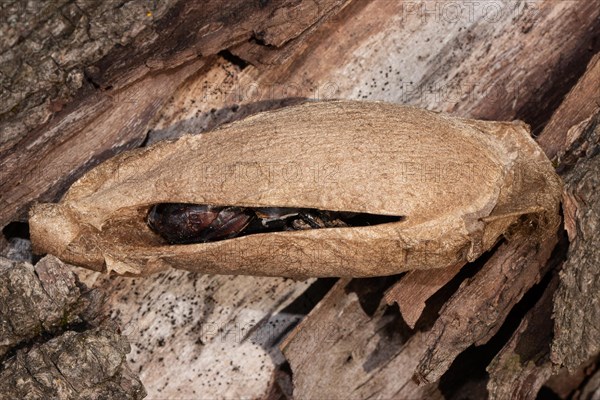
[
  {"left": 384, "top": 262, "right": 464, "bottom": 329},
  {"left": 231, "top": 0, "right": 353, "bottom": 67},
  {"left": 87, "top": 0, "right": 352, "bottom": 90},
  {"left": 414, "top": 229, "right": 559, "bottom": 383},
  {"left": 486, "top": 272, "right": 559, "bottom": 400},
  {"left": 537, "top": 52, "right": 600, "bottom": 161},
  {"left": 280, "top": 278, "right": 444, "bottom": 399},
  {"left": 0, "top": 0, "right": 347, "bottom": 153},
  {"left": 449, "top": 1, "right": 600, "bottom": 134}
]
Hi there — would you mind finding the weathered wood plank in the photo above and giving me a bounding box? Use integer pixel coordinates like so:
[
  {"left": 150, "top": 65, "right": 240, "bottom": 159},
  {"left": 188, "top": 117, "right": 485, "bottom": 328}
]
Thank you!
[{"left": 75, "top": 267, "right": 313, "bottom": 399}]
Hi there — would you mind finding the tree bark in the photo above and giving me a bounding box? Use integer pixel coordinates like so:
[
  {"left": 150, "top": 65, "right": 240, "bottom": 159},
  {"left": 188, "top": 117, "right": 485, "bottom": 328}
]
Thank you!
[
  {"left": 0, "top": 256, "right": 145, "bottom": 399},
  {"left": 552, "top": 109, "right": 600, "bottom": 371}
]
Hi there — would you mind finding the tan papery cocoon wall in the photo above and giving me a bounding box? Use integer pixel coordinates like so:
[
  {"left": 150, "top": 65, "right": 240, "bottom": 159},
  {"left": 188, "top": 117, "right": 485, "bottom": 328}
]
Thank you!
[{"left": 29, "top": 101, "right": 562, "bottom": 278}]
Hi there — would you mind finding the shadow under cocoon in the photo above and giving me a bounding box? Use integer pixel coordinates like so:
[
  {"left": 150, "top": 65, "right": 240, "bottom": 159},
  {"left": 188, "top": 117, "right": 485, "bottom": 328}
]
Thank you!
[
  {"left": 412, "top": 240, "right": 502, "bottom": 333},
  {"left": 2, "top": 221, "right": 30, "bottom": 241}
]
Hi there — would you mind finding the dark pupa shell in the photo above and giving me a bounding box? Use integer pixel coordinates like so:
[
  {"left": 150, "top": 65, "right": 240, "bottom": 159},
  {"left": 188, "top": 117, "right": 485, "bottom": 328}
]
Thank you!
[
  {"left": 147, "top": 203, "right": 402, "bottom": 244},
  {"left": 147, "top": 204, "right": 254, "bottom": 244}
]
